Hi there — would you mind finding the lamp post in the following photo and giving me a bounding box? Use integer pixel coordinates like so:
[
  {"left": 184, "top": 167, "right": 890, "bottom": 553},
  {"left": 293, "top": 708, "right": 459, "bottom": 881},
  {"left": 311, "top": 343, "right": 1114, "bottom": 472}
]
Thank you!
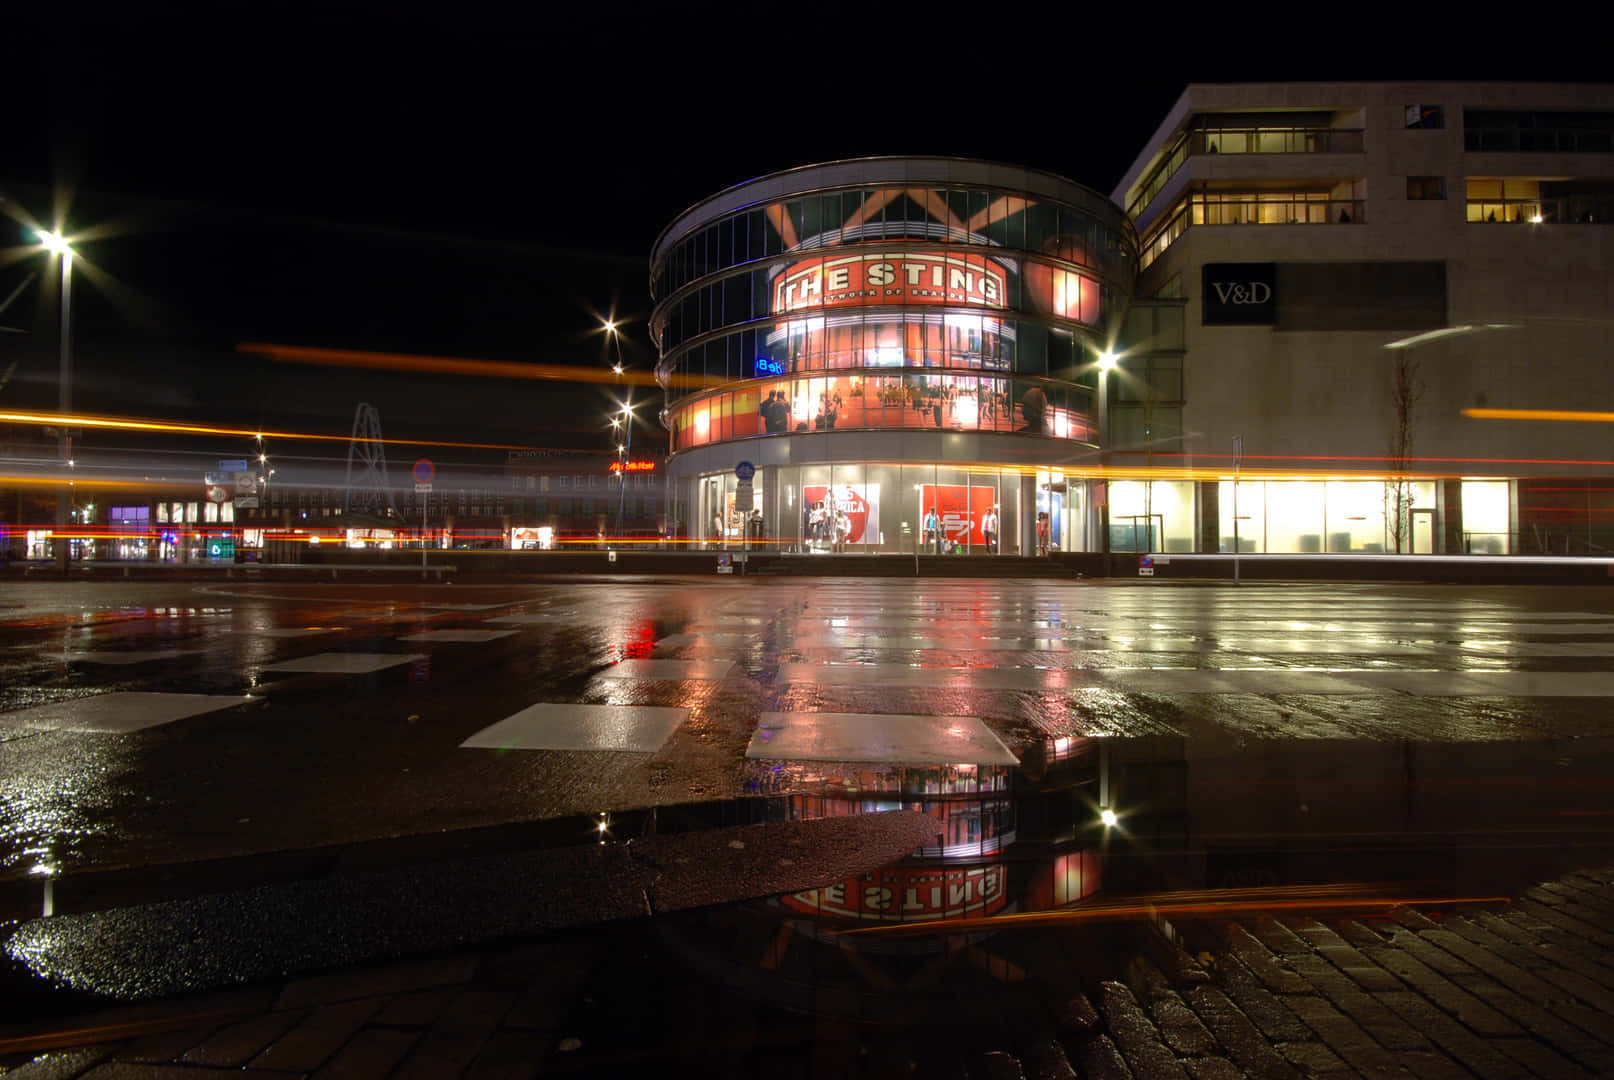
[
  {"left": 37, "top": 231, "right": 74, "bottom": 574},
  {"left": 615, "top": 401, "right": 634, "bottom": 540}
]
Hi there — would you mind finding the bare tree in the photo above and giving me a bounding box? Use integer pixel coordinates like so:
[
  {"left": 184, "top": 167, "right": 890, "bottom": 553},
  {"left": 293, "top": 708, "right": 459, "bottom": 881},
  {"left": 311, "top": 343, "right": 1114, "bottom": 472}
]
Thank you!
[{"left": 1384, "top": 348, "right": 1424, "bottom": 552}]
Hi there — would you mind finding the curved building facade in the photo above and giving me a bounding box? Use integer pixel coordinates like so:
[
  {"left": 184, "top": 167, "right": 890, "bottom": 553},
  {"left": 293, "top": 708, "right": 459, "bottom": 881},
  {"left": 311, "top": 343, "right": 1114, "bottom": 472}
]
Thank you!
[{"left": 651, "top": 157, "right": 1137, "bottom": 555}]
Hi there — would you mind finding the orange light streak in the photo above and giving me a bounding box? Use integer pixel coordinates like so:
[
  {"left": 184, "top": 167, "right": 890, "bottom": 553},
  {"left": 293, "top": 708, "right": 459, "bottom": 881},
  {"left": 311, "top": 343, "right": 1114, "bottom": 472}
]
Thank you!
[
  {"left": 0, "top": 409, "right": 541, "bottom": 450},
  {"left": 238, "top": 342, "right": 718, "bottom": 390},
  {"left": 1462, "top": 407, "right": 1614, "bottom": 424},
  {"left": 834, "top": 886, "right": 1510, "bottom": 939}
]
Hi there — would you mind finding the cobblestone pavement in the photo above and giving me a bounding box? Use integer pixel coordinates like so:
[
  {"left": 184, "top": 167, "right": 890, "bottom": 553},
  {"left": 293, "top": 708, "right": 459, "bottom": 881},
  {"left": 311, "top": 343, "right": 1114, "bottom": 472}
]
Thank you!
[{"left": 4, "top": 866, "right": 1614, "bottom": 1077}]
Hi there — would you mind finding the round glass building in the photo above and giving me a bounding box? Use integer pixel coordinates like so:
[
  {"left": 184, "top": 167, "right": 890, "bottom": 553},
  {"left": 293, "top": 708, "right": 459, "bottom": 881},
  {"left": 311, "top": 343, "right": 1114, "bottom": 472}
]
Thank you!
[{"left": 651, "top": 157, "right": 1137, "bottom": 555}]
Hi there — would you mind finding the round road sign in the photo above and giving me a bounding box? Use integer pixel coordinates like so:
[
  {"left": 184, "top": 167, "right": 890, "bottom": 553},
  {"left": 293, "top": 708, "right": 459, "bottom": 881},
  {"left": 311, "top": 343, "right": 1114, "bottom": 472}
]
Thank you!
[
  {"left": 413, "top": 458, "right": 435, "bottom": 484},
  {"left": 735, "top": 461, "right": 756, "bottom": 481}
]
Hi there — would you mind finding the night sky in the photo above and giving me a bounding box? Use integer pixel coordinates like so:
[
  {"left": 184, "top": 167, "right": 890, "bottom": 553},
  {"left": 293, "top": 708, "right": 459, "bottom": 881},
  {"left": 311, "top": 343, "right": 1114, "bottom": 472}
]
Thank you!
[{"left": 2, "top": 6, "right": 1606, "bottom": 483}]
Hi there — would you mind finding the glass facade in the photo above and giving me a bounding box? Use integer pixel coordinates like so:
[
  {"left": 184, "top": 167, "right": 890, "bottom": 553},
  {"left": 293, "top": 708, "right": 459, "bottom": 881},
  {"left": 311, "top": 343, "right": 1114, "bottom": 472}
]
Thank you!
[{"left": 652, "top": 159, "right": 1134, "bottom": 554}]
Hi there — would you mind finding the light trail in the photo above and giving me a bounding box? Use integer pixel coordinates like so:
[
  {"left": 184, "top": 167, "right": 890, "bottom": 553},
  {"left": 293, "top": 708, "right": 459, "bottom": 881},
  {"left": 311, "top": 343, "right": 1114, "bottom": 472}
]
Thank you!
[
  {"left": 238, "top": 341, "right": 716, "bottom": 390},
  {"left": 0, "top": 409, "right": 553, "bottom": 450},
  {"left": 833, "top": 884, "right": 1511, "bottom": 939},
  {"left": 1461, "top": 407, "right": 1614, "bottom": 424}
]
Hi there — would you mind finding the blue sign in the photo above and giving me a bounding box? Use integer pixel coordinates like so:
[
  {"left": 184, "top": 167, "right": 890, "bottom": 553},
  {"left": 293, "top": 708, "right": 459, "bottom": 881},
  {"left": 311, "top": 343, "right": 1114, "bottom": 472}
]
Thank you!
[
  {"left": 219, "top": 459, "right": 248, "bottom": 472},
  {"left": 413, "top": 458, "right": 435, "bottom": 484},
  {"left": 1139, "top": 554, "right": 1154, "bottom": 568},
  {"left": 735, "top": 461, "right": 756, "bottom": 481},
  {"left": 755, "top": 357, "right": 784, "bottom": 377}
]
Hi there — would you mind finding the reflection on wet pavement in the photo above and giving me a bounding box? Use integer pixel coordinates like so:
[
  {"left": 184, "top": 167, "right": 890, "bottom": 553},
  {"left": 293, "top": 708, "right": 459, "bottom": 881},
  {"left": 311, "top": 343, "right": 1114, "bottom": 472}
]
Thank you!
[{"left": 0, "top": 578, "right": 1611, "bottom": 1019}]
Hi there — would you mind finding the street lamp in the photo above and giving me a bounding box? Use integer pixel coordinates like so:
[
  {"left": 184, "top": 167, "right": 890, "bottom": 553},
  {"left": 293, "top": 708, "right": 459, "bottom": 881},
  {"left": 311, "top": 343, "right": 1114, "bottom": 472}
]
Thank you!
[
  {"left": 37, "top": 231, "right": 75, "bottom": 573},
  {"left": 615, "top": 399, "right": 635, "bottom": 540}
]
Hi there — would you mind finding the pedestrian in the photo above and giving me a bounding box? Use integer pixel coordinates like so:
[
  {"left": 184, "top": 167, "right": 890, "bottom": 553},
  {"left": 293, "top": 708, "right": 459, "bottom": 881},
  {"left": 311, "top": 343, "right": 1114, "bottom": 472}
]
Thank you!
[
  {"left": 1036, "top": 511, "right": 1049, "bottom": 556},
  {"left": 923, "top": 506, "right": 941, "bottom": 554},
  {"left": 983, "top": 505, "right": 998, "bottom": 554},
  {"left": 835, "top": 508, "right": 851, "bottom": 552}
]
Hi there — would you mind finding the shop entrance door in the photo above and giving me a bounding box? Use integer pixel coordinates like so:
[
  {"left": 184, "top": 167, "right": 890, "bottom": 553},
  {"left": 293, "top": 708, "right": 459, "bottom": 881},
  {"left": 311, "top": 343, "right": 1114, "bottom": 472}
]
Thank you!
[{"left": 1412, "top": 509, "right": 1434, "bottom": 554}]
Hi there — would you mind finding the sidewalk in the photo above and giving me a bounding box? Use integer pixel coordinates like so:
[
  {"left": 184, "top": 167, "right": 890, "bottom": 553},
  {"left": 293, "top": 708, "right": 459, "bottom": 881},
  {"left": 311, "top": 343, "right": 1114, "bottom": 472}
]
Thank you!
[{"left": 3, "top": 867, "right": 1612, "bottom": 1077}]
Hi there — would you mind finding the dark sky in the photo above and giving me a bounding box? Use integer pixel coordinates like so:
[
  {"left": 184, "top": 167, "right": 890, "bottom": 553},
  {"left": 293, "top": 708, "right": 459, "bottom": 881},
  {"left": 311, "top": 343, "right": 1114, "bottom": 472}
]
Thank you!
[{"left": 2, "top": 4, "right": 1608, "bottom": 479}]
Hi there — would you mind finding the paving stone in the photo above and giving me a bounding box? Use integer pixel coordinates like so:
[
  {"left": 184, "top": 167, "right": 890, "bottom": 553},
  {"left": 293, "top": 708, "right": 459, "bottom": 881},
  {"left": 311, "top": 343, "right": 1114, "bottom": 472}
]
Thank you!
[
  {"left": 1316, "top": 944, "right": 1406, "bottom": 992},
  {"left": 1370, "top": 992, "right": 1523, "bottom": 1080},
  {"left": 1055, "top": 992, "right": 1100, "bottom": 1032},
  {"left": 1285, "top": 953, "right": 1430, "bottom": 1051},
  {"left": 1073, "top": 1034, "right": 1134, "bottom": 1080},
  {"left": 1382, "top": 929, "right": 1473, "bottom": 976},
  {"left": 464, "top": 1030, "right": 548, "bottom": 1079},
  {"left": 1517, "top": 897, "right": 1614, "bottom": 951},
  {"left": 1243, "top": 916, "right": 1312, "bottom": 956},
  {"left": 1211, "top": 953, "right": 1315, "bottom": 1043},
  {"left": 179, "top": 1010, "right": 306, "bottom": 1067},
  {"left": 310, "top": 1028, "right": 419, "bottom": 1080},
  {"left": 1183, "top": 984, "right": 1302, "bottom": 1080},
  {"left": 1562, "top": 872, "right": 1614, "bottom": 901},
  {"left": 1388, "top": 907, "right": 1440, "bottom": 931},
  {"left": 1098, "top": 980, "right": 1189, "bottom": 1080},
  {"left": 1541, "top": 879, "right": 1614, "bottom": 917},
  {"left": 0, "top": 1046, "right": 116, "bottom": 1080},
  {"left": 390, "top": 988, "right": 515, "bottom": 1079},
  {"left": 1017, "top": 1038, "right": 1079, "bottom": 1080},
  {"left": 1524, "top": 890, "right": 1614, "bottom": 937},
  {"left": 1283, "top": 918, "right": 1349, "bottom": 950},
  {"left": 1274, "top": 1040, "right": 1351, "bottom": 1075},
  {"left": 1538, "top": 966, "right": 1614, "bottom": 1016},
  {"left": 1487, "top": 1036, "right": 1596, "bottom": 1080},
  {"left": 275, "top": 955, "right": 477, "bottom": 1010},
  {"left": 1222, "top": 923, "right": 1312, "bottom": 994},
  {"left": 1182, "top": 1058, "right": 1245, "bottom": 1080},
  {"left": 111, "top": 1024, "right": 221, "bottom": 1064},
  {"left": 1126, "top": 955, "right": 1175, "bottom": 1003},
  {"left": 372, "top": 989, "right": 454, "bottom": 1028},
  {"left": 1442, "top": 914, "right": 1553, "bottom": 969},
  {"left": 1148, "top": 991, "right": 1220, "bottom": 1057},
  {"left": 1393, "top": 1050, "right": 1472, "bottom": 1079},
  {"left": 250, "top": 999, "right": 382, "bottom": 1073},
  {"left": 1357, "top": 944, "right": 1519, "bottom": 1036},
  {"left": 1535, "top": 941, "right": 1614, "bottom": 991},
  {"left": 1422, "top": 928, "right": 1614, "bottom": 1029},
  {"left": 1334, "top": 919, "right": 1390, "bottom": 949},
  {"left": 1470, "top": 910, "right": 1543, "bottom": 949},
  {"left": 1570, "top": 866, "right": 1614, "bottom": 887},
  {"left": 1450, "top": 974, "right": 1614, "bottom": 1073},
  {"left": 1282, "top": 993, "right": 1408, "bottom": 1075}
]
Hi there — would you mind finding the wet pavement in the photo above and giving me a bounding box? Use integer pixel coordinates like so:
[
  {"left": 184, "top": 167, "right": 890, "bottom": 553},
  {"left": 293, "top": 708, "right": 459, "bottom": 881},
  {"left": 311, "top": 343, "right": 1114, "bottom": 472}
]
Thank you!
[{"left": 2, "top": 577, "right": 1614, "bottom": 1075}]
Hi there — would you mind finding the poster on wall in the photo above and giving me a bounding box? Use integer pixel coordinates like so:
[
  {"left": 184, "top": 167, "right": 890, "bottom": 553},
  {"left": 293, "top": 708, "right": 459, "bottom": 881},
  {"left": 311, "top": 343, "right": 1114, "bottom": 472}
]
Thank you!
[
  {"left": 921, "top": 484, "right": 997, "bottom": 545},
  {"left": 803, "top": 483, "right": 880, "bottom": 544}
]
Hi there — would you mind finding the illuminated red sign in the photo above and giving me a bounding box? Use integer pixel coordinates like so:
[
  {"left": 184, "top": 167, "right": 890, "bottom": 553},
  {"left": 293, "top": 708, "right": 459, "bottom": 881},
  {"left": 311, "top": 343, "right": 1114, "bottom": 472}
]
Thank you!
[
  {"left": 609, "top": 461, "right": 656, "bottom": 472},
  {"left": 781, "top": 864, "right": 1008, "bottom": 922},
  {"left": 774, "top": 251, "right": 1006, "bottom": 314},
  {"left": 922, "top": 483, "right": 997, "bottom": 545}
]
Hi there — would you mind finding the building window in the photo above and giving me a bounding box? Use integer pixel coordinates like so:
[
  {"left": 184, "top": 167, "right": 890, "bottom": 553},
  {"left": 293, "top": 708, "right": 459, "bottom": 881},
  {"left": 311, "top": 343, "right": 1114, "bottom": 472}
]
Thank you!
[
  {"left": 1405, "top": 105, "right": 1442, "bottom": 130},
  {"left": 540, "top": 476, "right": 550, "bottom": 492},
  {"left": 1407, "top": 176, "right": 1446, "bottom": 200},
  {"left": 558, "top": 476, "right": 568, "bottom": 488}
]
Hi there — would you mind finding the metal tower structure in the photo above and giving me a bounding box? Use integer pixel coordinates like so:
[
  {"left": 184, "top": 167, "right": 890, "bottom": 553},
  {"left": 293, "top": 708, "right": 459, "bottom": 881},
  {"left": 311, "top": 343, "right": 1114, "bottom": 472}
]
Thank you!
[{"left": 343, "top": 402, "right": 402, "bottom": 521}]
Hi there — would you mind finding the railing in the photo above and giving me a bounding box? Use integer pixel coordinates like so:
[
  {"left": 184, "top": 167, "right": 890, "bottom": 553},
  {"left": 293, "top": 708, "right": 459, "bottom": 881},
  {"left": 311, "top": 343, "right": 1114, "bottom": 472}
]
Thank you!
[
  {"left": 1466, "top": 196, "right": 1613, "bottom": 225},
  {"left": 1138, "top": 200, "right": 1190, "bottom": 271},
  {"left": 1127, "top": 133, "right": 1191, "bottom": 221},
  {"left": 1192, "top": 127, "right": 1364, "bottom": 156},
  {"left": 1465, "top": 128, "right": 1614, "bottom": 154},
  {"left": 1193, "top": 195, "right": 1363, "bottom": 227}
]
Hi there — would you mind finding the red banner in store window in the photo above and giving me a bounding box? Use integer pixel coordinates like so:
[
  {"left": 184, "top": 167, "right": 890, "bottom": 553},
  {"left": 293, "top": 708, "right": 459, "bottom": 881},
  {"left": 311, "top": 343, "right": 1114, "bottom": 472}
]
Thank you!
[
  {"left": 921, "top": 484, "right": 997, "bottom": 546},
  {"left": 781, "top": 864, "right": 1008, "bottom": 922}
]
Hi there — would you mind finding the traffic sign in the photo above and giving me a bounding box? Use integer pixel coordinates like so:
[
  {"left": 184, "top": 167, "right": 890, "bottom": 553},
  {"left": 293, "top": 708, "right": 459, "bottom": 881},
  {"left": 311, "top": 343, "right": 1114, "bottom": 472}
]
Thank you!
[
  {"left": 413, "top": 458, "right": 435, "bottom": 484},
  {"left": 219, "top": 459, "right": 248, "bottom": 472},
  {"left": 735, "top": 461, "right": 755, "bottom": 481},
  {"left": 414, "top": 484, "right": 433, "bottom": 493}
]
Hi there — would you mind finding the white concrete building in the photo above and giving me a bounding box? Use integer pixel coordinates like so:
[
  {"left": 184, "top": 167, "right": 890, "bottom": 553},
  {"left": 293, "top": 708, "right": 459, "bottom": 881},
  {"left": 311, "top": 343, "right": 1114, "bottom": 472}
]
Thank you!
[{"left": 1110, "top": 82, "right": 1614, "bottom": 556}]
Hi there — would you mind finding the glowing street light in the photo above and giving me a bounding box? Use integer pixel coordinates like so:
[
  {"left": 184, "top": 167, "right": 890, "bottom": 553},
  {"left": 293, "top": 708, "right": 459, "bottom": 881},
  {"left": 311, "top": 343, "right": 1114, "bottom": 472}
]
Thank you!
[
  {"left": 1100, "top": 808, "right": 1119, "bottom": 828},
  {"left": 37, "top": 230, "right": 76, "bottom": 573}
]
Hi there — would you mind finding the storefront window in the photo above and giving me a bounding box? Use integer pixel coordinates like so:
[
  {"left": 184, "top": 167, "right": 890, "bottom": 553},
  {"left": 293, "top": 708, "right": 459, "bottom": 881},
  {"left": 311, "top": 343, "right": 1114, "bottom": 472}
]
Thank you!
[
  {"left": 1325, "top": 481, "right": 1388, "bottom": 552},
  {"left": 1218, "top": 481, "right": 1264, "bottom": 552},
  {"left": 1462, "top": 480, "right": 1510, "bottom": 554}
]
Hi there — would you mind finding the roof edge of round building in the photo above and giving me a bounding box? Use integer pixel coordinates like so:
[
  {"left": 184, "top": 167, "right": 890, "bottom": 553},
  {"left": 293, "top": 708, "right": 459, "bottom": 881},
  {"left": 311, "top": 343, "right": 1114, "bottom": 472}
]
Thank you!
[{"left": 650, "top": 155, "right": 1124, "bottom": 268}]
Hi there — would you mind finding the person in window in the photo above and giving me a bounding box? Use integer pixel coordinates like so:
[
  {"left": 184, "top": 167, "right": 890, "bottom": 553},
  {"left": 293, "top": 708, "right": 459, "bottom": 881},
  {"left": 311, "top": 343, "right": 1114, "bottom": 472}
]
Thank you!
[
  {"left": 923, "top": 506, "right": 941, "bottom": 554},
  {"left": 982, "top": 505, "right": 999, "bottom": 554},
  {"left": 1036, "top": 511, "right": 1050, "bottom": 556},
  {"left": 1020, "top": 386, "right": 1047, "bottom": 433}
]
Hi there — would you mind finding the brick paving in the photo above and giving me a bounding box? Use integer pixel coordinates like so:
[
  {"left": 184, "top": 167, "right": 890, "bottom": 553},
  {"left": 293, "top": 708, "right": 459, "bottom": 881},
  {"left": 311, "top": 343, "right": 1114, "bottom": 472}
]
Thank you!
[{"left": 5, "top": 869, "right": 1614, "bottom": 1077}]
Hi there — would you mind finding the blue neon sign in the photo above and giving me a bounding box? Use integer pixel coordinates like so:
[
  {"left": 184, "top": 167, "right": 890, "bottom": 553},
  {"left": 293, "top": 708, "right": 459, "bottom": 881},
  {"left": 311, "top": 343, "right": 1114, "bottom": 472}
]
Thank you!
[{"left": 755, "top": 358, "right": 785, "bottom": 377}]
